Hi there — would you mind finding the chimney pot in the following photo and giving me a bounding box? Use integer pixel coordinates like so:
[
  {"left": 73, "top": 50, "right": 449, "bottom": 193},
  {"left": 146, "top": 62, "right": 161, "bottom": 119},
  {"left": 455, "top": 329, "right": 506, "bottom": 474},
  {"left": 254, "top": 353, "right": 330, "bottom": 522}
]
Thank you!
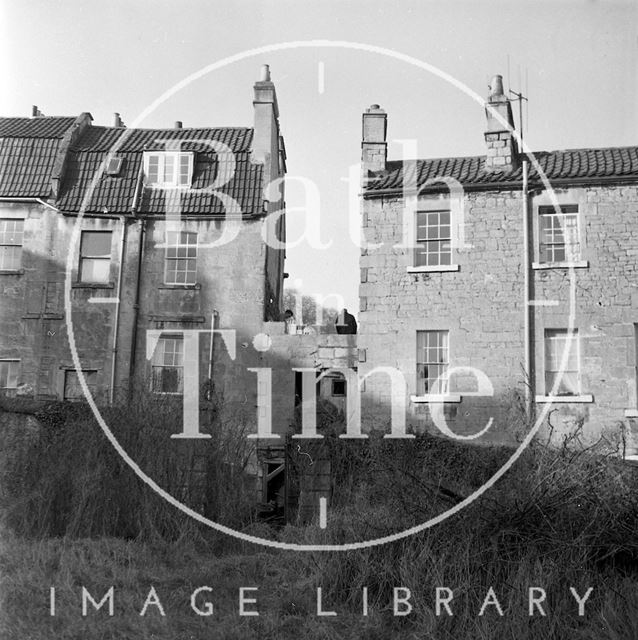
[
  {"left": 259, "top": 64, "right": 271, "bottom": 82},
  {"left": 174, "top": 121, "right": 183, "bottom": 129},
  {"left": 488, "top": 75, "right": 505, "bottom": 100}
]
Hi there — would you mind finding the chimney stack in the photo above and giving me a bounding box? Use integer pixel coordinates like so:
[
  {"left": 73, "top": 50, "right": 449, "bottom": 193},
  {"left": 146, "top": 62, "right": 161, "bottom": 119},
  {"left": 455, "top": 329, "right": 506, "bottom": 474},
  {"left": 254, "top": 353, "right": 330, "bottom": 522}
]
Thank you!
[
  {"left": 484, "top": 74, "right": 518, "bottom": 173},
  {"left": 361, "top": 104, "right": 387, "bottom": 175},
  {"left": 251, "top": 64, "right": 281, "bottom": 185},
  {"left": 114, "top": 112, "right": 125, "bottom": 127},
  {"left": 31, "top": 105, "right": 44, "bottom": 118},
  {"left": 174, "top": 121, "right": 183, "bottom": 129}
]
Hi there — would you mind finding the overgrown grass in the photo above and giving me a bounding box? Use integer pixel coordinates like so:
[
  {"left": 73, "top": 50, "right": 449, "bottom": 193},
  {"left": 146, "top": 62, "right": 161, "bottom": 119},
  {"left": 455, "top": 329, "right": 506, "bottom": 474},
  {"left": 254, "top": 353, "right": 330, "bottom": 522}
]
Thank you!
[
  {"left": 2, "top": 404, "right": 638, "bottom": 639},
  {"left": 0, "top": 391, "right": 257, "bottom": 543}
]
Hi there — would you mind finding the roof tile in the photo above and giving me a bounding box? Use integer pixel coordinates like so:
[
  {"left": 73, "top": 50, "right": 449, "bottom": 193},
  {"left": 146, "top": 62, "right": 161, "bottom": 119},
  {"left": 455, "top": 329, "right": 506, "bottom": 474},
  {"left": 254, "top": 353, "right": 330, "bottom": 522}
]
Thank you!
[{"left": 366, "top": 147, "right": 638, "bottom": 194}]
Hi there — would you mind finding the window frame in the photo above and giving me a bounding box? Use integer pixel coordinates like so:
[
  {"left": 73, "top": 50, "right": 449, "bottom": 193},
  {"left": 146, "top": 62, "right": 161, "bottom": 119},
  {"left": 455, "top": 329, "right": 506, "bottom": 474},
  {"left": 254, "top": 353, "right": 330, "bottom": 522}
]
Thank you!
[
  {"left": 536, "top": 328, "right": 592, "bottom": 403},
  {"left": 164, "top": 231, "right": 198, "bottom": 285},
  {"left": 0, "top": 218, "right": 24, "bottom": 271},
  {"left": 151, "top": 335, "right": 184, "bottom": 395},
  {"left": 414, "top": 209, "right": 452, "bottom": 268},
  {"left": 625, "top": 324, "right": 638, "bottom": 417},
  {"left": 143, "top": 152, "right": 194, "bottom": 188},
  {"left": 0, "top": 359, "right": 20, "bottom": 389},
  {"left": 415, "top": 330, "right": 450, "bottom": 397},
  {"left": 78, "top": 230, "right": 112, "bottom": 284},
  {"left": 532, "top": 203, "right": 588, "bottom": 269},
  {"left": 63, "top": 369, "right": 97, "bottom": 401}
]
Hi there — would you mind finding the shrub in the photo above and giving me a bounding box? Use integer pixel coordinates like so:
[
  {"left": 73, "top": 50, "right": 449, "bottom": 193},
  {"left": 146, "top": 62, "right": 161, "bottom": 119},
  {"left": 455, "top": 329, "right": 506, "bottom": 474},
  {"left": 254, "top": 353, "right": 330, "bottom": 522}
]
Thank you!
[{"left": 1, "top": 389, "right": 257, "bottom": 543}]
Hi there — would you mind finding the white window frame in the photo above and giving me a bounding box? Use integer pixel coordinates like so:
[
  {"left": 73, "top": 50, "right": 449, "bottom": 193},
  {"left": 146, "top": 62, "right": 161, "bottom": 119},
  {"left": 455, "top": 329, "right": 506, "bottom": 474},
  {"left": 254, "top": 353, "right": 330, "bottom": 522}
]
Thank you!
[
  {"left": 79, "top": 230, "right": 112, "bottom": 283},
  {"left": 0, "top": 359, "right": 20, "bottom": 389},
  {"left": 536, "top": 328, "right": 592, "bottom": 403},
  {"left": 415, "top": 210, "right": 452, "bottom": 268},
  {"left": 143, "top": 152, "right": 194, "bottom": 188},
  {"left": 164, "top": 231, "right": 198, "bottom": 285},
  {"left": 0, "top": 218, "right": 24, "bottom": 271},
  {"left": 410, "top": 329, "right": 461, "bottom": 402},
  {"left": 151, "top": 335, "right": 184, "bottom": 394},
  {"left": 625, "top": 324, "right": 638, "bottom": 418},
  {"left": 533, "top": 204, "right": 588, "bottom": 269}
]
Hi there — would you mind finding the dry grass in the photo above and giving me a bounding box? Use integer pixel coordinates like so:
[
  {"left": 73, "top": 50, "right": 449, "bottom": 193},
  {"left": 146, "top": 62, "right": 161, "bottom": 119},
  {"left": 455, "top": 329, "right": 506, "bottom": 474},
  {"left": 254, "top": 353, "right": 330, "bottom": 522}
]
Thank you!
[{"left": 2, "top": 405, "right": 638, "bottom": 639}]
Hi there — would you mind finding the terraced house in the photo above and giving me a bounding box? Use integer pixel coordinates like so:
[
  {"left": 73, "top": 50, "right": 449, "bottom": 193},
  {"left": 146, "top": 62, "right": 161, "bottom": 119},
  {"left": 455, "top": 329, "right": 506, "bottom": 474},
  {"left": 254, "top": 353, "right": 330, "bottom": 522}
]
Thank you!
[
  {"left": 359, "top": 75, "right": 638, "bottom": 451},
  {"left": 0, "top": 66, "right": 288, "bottom": 413}
]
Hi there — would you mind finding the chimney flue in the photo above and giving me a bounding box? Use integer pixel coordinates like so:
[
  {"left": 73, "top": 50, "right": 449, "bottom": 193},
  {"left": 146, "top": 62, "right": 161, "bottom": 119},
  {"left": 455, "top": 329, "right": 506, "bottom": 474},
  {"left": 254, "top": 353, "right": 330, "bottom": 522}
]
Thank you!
[
  {"left": 361, "top": 104, "right": 387, "bottom": 175},
  {"left": 174, "top": 121, "right": 183, "bottom": 129}
]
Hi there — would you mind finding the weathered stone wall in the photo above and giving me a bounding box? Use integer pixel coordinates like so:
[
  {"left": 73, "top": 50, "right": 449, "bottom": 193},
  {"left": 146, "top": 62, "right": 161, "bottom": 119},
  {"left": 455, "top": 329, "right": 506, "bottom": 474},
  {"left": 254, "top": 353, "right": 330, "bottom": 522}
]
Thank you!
[
  {"left": 0, "top": 202, "right": 120, "bottom": 404},
  {"left": 359, "top": 184, "right": 638, "bottom": 449},
  {"left": 261, "top": 323, "right": 357, "bottom": 435}
]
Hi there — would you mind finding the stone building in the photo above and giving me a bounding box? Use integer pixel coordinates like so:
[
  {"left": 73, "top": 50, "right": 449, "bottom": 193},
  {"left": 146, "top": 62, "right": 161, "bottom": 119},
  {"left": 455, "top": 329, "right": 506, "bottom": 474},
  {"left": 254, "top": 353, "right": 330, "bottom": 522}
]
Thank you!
[
  {"left": 0, "top": 67, "right": 358, "bottom": 514},
  {"left": 0, "top": 66, "right": 292, "bottom": 412},
  {"left": 359, "top": 75, "right": 638, "bottom": 450}
]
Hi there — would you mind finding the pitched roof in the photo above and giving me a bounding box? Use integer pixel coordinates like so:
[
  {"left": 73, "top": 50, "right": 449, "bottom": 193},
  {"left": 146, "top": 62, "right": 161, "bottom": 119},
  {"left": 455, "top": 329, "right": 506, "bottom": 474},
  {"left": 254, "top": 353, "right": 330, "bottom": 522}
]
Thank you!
[
  {"left": 0, "top": 117, "right": 76, "bottom": 138},
  {"left": 0, "top": 117, "right": 265, "bottom": 215},
  {"left": 365, "top": 146, "right": 638, "bottom": 195},
  {"left": 57, "top": 126, "right": 263, "bottom": 216},
  {"left": 0, "top": 117, "right": 76, "bottom": 197}
]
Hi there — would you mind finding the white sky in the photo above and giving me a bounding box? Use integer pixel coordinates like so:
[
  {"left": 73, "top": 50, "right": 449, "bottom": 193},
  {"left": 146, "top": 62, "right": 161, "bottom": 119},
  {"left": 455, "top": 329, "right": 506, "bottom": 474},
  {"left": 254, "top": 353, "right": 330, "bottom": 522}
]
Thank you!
[{"left": 1, "top": 0, "right": 637, "bottom": 312}]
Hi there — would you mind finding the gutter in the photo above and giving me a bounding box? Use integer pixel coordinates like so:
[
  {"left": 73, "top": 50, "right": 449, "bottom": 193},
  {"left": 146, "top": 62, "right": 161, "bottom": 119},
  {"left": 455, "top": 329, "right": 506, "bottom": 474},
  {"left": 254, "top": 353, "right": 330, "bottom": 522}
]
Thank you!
[{"left": 0, "top": 197, "right": 59, "bottom": 212}]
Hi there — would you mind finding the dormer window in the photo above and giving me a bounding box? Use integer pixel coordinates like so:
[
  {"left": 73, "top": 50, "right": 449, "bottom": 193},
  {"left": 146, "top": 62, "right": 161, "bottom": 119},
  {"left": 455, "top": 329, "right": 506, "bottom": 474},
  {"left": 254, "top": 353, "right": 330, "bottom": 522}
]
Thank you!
[{"left": 143, "top": 152, "right": 194, "bottom": 188}]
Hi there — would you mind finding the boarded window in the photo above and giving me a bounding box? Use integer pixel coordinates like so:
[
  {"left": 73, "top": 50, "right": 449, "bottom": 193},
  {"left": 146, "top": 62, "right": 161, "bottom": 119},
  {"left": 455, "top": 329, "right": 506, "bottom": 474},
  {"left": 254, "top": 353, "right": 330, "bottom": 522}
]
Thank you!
[{"left": 63, "top": 369, "right": 97, "bottom": 401}]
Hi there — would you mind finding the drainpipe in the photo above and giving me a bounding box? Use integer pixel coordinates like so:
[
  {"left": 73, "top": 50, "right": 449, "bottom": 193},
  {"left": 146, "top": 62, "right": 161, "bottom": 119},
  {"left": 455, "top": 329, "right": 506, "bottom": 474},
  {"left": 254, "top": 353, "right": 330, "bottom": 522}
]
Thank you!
[
  {"left": 522, "top": 159, "right": 533, "bottom": 415},
  {"left": 109, "top": 215, "right": 127, "bottom": 404},
  {"left": 208, "top": 309, "right": 219, "bottom": 382},
  {"left": 127, "top": 165, "right": 145, "bottom": 392}
]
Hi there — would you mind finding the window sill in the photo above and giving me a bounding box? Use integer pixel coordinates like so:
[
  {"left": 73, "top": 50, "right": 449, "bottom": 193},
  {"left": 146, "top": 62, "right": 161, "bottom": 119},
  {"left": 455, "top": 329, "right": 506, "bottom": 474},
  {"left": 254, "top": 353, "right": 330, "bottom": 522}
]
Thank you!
[
  {"left": 624, "top": 409, "right": 638, "bottom": 418},
  {"left": 0, "top": 269, "right": 24, "bottom": 275},
  {"left": 158, "top": 283, "right": 201, "bottom": 290},
  {"left": 407, "top": 264, "right": 460, "bottom": 274},
  {"left": 535, "top": 394, "right": 593, "bottom": 404},
  {"left": 411, "top": 394, "right": 462, "bottom": 403},
  {"left": 72, "top": 282, "right": 115, "bottom": 289},
  {"left": 532, "top": 261, "right": 588, "bottom": 270}
]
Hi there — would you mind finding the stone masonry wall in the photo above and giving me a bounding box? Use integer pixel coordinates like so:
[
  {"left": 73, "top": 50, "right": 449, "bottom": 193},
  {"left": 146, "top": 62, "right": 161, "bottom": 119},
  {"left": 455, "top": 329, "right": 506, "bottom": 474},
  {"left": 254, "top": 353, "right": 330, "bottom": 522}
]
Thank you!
[{"left": 359, "top": 184, "right": 638, "bottom": 449}]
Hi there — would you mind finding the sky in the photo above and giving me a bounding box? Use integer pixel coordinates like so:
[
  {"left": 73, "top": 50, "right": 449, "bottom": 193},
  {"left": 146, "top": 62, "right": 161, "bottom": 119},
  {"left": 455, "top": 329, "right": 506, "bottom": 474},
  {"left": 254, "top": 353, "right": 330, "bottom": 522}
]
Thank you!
[{"left": 1, "top": 0, "right": 636, "bottom": 313}]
